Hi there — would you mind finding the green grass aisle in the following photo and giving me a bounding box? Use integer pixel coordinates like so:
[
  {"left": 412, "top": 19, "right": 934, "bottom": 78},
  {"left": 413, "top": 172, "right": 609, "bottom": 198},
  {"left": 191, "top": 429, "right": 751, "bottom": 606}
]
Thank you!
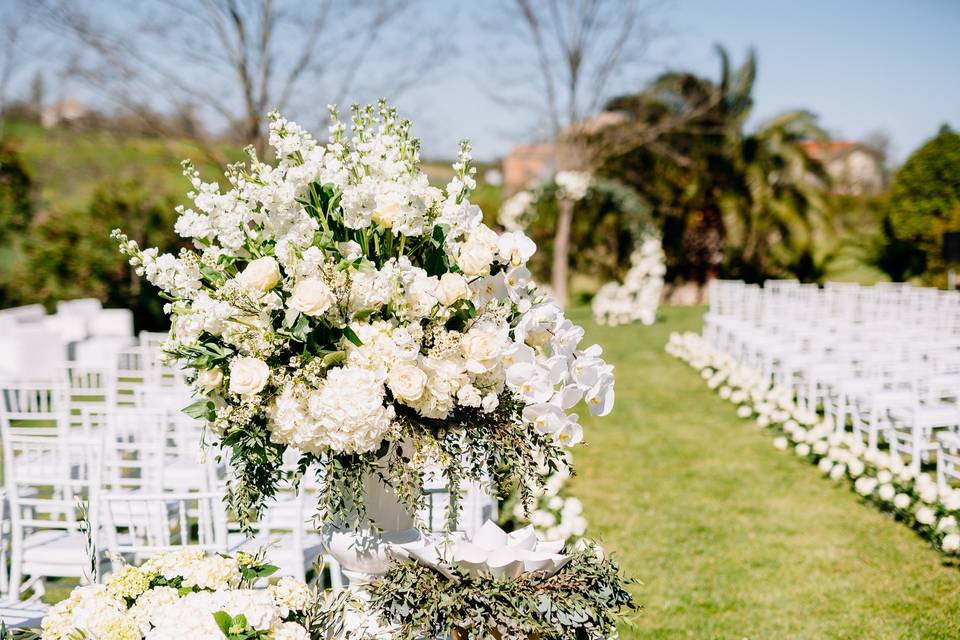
[{"left": 568, "top": 305, "right": 960, "bottom": 639}]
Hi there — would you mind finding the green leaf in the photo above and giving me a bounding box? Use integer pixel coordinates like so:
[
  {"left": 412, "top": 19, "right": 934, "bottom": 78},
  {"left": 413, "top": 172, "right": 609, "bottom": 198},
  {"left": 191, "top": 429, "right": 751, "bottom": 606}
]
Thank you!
[
  {"left": 182, "top": 399, "right": 215, "bottom": 421},
  {"left": 321, "top": 350, "right": 347, "bottom": 367},
  {"left": 342, "top": 326, "right": 363, "bottom": 347},
  {"left": 212, "top": 611, "right": 233, "bottom": 635}
]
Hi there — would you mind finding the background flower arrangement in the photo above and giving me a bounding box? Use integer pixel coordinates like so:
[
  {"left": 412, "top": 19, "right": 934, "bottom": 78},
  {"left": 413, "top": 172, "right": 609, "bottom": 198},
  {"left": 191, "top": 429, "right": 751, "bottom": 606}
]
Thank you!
[
  {"left": 497, "top": 174, "right": 656, "bottom": 302},
  {"left": 591, "top": 236, "right": 665, "bottom": 326},
  {"left": 667, "top": 331, "right": 960, "bottom": 560},
  {"left": 113, "top": 102, "right": 615, "bottom": 530}
]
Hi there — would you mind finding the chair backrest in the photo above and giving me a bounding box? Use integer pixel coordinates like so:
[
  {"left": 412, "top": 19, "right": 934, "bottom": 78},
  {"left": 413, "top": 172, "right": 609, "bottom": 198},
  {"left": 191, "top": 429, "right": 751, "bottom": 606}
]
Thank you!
[
  {"left": 3, "top": 435, "right": 100, "bottom": 536},
  {"left": 62, "top": 364, "right": 119, "bottom": 411},
  {"left": 100, "top": 491, "right": 228, "bottom": 561},
  {"left": 99, "top": 408, "right": 170, "bottom": 494},
  {"left": 0, "top": 383, "right": 69, "bottom": 438}
]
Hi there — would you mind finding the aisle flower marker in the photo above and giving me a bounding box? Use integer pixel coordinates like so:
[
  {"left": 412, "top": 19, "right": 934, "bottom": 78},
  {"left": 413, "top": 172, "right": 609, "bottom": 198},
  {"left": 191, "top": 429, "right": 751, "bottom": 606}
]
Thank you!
[{"left": 667, "top": 331, "right": 960, "bottom": 561}]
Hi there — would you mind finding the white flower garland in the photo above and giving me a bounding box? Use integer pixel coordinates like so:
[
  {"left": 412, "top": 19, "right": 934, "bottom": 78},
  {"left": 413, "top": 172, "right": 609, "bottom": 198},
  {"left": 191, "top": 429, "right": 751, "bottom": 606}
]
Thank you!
[{"left": 666, "top": 331, "right": 960, "bottom": 558}]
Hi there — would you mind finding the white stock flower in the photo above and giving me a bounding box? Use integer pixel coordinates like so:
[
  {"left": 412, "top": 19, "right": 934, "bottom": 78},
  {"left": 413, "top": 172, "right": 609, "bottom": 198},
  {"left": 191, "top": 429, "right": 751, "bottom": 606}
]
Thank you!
[
  {"left": 497, "top": 231, "right": 536, "bottom": 266},
  {"left": 229, "top": 357, "right": 270, "bottom": 396},
  {"left": 288, "top": 278, "right": 334, "bottom": 316}
]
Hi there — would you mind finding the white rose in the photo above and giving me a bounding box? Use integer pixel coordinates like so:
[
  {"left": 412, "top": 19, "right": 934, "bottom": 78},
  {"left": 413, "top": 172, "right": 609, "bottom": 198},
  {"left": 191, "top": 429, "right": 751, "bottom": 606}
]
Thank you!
[
  {"left": 289, "top": 278, "right": 334, "bottom": 317},
  {"left": 773, "top": 437, "right": 788, "bottom": 450},
  {"left": 197, "top": 367, "right": 223, "bottom": 392},
  {"left": 239, "top": 256, "right": 280, "bottom": 292},
  {"left": 795, "top": 443, "right": 810, "bottom": 457},
  {"left": 457, "top": 242, "right": 494, "bottom": 276},
  {"left": 436, "top": 272, "right": 471, "bottom": 306},
  {"left": 388, "top": 363, "right": 428, "bottom": 403},
  {"left": 893, "top": 493, "right": 911, "bottom": 510},
  {"left": 920, "top": 485, "right": 939, "bottom": 504},
  {"left": 229, "top": 357, "right": 270, "bottom": 396}
]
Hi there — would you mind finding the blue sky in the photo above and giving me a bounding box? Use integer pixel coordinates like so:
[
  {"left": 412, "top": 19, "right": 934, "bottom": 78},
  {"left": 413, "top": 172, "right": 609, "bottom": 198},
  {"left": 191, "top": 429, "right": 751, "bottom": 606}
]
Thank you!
[
  {"left": 401, "top": 0, "right": 960, "bottom": 164},
  {"left": 18, "top": 0, "right": 959, "bottom": 165}
]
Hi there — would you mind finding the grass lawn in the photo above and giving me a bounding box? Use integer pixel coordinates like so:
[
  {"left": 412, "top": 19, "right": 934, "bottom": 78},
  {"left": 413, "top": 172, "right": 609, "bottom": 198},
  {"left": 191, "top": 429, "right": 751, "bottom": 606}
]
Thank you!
[{"left": 570, "top": 304, "right": 960, "bottom": 639}]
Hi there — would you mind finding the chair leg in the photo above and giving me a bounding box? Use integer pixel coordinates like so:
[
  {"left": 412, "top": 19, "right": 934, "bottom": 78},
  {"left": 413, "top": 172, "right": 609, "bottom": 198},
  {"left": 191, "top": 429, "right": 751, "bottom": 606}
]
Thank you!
[{"left": 8, "top": 544, "right": 23, "bottom": 598}]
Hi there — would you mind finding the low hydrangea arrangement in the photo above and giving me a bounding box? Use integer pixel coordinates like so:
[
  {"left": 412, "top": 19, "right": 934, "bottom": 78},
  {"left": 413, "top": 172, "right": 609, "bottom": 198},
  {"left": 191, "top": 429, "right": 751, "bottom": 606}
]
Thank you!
[
  {"left": 113, "top": 102, "right": 615, "bottom": 529},
  {"left": 30, "top": 551, "right": 332, "bottom": 640},
  {"left": 668, "top": 331, "right": 960, "bottom": 559}
]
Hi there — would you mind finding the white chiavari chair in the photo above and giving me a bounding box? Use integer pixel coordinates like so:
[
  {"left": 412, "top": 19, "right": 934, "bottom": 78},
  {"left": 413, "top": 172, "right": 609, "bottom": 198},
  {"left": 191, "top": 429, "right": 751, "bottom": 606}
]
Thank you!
[
  {"left": 100, "top": 491, "right": 228, "bottom": 570},
  {"left": 2, "top": 436, "right": 102, "bottom": 596}
]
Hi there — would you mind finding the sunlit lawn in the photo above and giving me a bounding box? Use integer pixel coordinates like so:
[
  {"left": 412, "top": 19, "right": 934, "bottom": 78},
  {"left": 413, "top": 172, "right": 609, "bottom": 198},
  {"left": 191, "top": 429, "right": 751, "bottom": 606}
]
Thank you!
[
  {"left": 571, "top": 305, "right": 960, "bottom": 639},
  {"left": 17, "top": 306, "right": 960, "bottom": 637}
]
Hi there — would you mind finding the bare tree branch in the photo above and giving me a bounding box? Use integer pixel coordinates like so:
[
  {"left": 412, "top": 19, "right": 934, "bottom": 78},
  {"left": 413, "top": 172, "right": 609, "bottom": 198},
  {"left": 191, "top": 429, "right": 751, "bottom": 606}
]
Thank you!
[{"left": 34, "top": 0, "right": 454, "bottom": 156}]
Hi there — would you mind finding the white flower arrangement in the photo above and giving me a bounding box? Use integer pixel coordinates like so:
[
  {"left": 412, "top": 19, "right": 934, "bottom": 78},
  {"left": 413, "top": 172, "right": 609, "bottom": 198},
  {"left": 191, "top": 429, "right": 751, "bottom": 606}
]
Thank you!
[
  {"left": 591, "top": 236, "right": 665, "bottom": 326},
  {"left": 667, "top": 330, "right": 960, "bottom": 560},
  {"left": 553, "top": 171, "right": 592, "bottom": 202},
  {"left": 113, "top": 102, "right": 615, "bottom": 529},
  {"left": 36, "top": 551, "right": 323, "bottom": 640}
]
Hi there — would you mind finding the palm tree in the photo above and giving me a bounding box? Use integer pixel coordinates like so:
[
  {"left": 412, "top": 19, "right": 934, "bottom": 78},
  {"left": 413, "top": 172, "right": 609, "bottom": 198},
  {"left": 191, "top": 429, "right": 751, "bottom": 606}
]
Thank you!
[
  {"left": 600, "top": 46, "right": 831, "bottom": 283},
  {"left": 729, "top": 110, "right": 831, "bottom": 280}
]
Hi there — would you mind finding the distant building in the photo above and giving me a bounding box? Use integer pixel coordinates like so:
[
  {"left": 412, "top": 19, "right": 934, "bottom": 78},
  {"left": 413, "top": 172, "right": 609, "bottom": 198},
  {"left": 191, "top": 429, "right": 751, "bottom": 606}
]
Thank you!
[
  {"left": 40, "top": 99, "right": 91, "bottom": 128},
  {"left": 500, "top": 111, "right": 632, "bottom": 195},
  {"left": 502, "top": 143, "right": 556, "bottom": 196},
  {"left": 801, "top": 140, "right": 887, "bottom": 196}
]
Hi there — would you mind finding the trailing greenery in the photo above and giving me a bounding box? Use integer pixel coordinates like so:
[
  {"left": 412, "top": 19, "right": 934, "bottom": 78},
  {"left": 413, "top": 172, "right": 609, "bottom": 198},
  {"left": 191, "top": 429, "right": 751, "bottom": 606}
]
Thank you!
[{"left": 368, "top": 544, "right": 637, "bottom": 640}]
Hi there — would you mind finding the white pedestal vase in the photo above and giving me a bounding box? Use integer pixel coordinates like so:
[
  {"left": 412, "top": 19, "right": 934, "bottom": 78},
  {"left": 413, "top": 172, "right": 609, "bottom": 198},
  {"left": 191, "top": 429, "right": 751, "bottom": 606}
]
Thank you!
[{"left": 321, "top": 470, "right": 419, "bottom": 587}]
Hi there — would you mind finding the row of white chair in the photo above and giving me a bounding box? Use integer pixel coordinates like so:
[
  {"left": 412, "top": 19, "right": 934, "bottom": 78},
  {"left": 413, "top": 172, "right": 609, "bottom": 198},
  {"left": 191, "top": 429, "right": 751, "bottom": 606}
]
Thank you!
[{"left": 704, "top": 279, "right": 960, "bottom": 481}]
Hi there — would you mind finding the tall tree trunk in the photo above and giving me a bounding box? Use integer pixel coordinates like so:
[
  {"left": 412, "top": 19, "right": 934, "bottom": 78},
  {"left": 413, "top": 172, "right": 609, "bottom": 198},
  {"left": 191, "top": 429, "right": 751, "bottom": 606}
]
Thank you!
[{"left": 551, "top": 198, "right": 575, "bottom": 308}]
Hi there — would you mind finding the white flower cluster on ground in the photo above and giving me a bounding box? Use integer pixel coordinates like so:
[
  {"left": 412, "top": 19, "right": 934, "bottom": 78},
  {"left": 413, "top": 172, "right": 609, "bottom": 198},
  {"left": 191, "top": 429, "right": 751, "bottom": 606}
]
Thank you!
[
  {"left": 592, "top": 237, "right": 666, "bottom": 326},
  {"left": 509, "top": 456, "right": 588, "bottom": 544},
  {"left": 39, "top": 551, "right": 317, "bottom": 640},
  {"left": 667, "top": 331, "right": 960, "bottom": 557},
  {"left": 114, "top": 102, "right": 615, "bottom": 525}
]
